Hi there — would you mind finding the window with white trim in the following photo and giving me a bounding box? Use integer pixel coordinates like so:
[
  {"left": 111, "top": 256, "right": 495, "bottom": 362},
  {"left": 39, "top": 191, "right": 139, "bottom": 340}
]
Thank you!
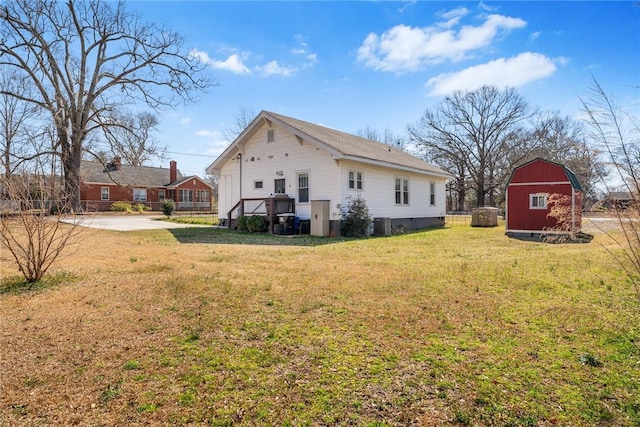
[
  {"left": 429, "top": 182, "right": 436, "bottom": 206},
  {"left": 298, "top": 173, "right": 309, "bottom": 203},
  {"left": 348, "top": 171, "right": 363, "bottom": 190},
  {"left": 133, "top": 188, "right": 147, "bottom": 202},
  {"left": 395, "top": 178, "right": 409, "bottom": 205},
  {"left": 196, "top": 190, "right": 209, "bottom": 202},
  {"left": 101, "top": 186, "right": 109, "bottom": 201},
  {"left": 529, "top": 193, "right": 547, "bottom": 209},
  {"left": 180, "top": 189, "right": 193, "bottom": 202},
  {"left": 158, "top": 189, "right": 165, "bottom": 201},
  {"left": 274, "top": 179, "right": 285, "bottom": 194},
  {"left": 267, "top": 129, "right": 275, "bottom": 143}
]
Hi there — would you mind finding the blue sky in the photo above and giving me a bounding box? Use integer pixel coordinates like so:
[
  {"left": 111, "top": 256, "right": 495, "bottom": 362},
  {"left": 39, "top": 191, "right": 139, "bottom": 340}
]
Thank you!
[{"left": 129, "top": 1, "right": 640, "bottom": 178}]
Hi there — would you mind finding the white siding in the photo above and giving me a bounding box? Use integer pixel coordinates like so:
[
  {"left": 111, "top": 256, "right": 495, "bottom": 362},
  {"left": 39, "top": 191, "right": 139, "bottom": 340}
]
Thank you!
[
  {"left": 337, "top": 160, "right": 447, "bottom": 219},
  {"left": 220, "top": 120, "right": 342, "bottom": 220},
  {"left": 218, "top": 154, "right": 240, "bottom": 216},
  {"left": 216, "top": 122, "right": 447, "bottom": 221}
]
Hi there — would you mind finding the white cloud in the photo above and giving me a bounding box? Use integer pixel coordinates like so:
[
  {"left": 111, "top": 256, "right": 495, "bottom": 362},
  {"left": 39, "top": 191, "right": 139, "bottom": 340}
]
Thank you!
[
  {"left": 437, "top": 7, "right": 468, "bottom": 28},
  {"left": 195, "top": 129, "right": 222, "bottom": 138},
  {"left": 191, "top": 34, "right": 316, "bottom": 79},
  {"left": 180, "top": 117, "right": 191, "bottom": 125},
  {"left": 256, "top": 60, "right": 297, "bottom": 77},
  {"left": 190, "top": 48, "right": 251, "bottom": 75},
  {"left": 357, "top": 11, "right": 526, "bottom": 73},
  {"left": 194, "top": 129, "right": 229, "bottom": 155},
  {"left": 398, "top": 1, "right": 417, "bottom": 13},
  {"left": 425, "top": 52, "right": 557, "bottom": 96},
  {"left": 530, "top": 31, "right": 542, "bottom": 41}
]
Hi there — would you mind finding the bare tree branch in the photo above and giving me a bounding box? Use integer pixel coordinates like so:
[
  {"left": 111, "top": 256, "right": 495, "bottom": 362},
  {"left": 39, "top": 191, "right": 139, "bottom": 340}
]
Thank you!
[{"left": 0, "top": 0, "right": 216, "bottom": 211}]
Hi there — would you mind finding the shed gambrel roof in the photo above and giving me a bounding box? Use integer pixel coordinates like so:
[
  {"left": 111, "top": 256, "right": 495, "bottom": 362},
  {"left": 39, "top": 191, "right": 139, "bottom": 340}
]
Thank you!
[
  {"left": 208, "top": 110, "right": 452, "bottom": 179},
  {"left": 81, "top": 161, "right": 184, "bottom": 187},
  {"left": 508, "top": 158, "right": 583, "bottom": 192}
]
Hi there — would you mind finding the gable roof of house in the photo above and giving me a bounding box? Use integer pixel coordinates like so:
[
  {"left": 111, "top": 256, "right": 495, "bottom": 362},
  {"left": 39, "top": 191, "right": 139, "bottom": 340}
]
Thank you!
[
  {"left": 508, "top": 158, "right": 583, "bottom": 192},
  {"left": 208, "top": 110, "right": 452, "bottom": 178},
  {"left": 81, "top": 160, "right": 184, "bottom": 187}
]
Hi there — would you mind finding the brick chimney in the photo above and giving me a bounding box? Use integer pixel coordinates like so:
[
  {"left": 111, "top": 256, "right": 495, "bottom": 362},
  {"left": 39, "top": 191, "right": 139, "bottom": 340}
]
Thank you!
[{"left": 169, "top": 160, "right": 177, "bottom": 183}]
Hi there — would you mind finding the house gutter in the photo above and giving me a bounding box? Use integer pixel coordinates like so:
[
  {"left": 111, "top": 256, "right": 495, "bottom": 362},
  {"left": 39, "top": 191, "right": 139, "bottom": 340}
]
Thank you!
[{"left": 338, "top": 155, "right": 453, "bottom": 179}]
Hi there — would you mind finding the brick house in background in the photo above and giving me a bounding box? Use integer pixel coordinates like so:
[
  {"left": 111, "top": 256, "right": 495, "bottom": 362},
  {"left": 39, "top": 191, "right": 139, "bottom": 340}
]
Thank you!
[{"left": 80, "top": 157, "right": 213, "bottom": 212}]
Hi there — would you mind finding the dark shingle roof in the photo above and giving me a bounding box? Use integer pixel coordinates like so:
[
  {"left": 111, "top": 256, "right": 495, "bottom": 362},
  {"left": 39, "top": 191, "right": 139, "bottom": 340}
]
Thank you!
[{"left": 81, "top": 161, "right": 183, "bottom": 187}]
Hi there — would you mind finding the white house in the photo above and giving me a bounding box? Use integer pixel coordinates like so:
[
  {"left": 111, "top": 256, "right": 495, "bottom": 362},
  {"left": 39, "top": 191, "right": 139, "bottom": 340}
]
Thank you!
[{"left": 207, "top": 111, "right": 452, "bottom": 236}]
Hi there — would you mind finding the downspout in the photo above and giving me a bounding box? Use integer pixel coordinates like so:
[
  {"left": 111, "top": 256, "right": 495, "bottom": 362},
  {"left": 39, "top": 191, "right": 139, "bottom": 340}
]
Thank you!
[
  {"left": 571, "top": 186, "right": 575, "bottom": 234},
  {"left": 238, "top": 153, "right": 242, "bottom": 199}
]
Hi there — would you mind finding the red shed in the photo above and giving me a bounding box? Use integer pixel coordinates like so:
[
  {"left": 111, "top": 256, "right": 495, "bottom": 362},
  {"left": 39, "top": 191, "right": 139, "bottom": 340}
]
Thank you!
[{"left": 506, "top": 158, "right": 583, "bottom": 235}]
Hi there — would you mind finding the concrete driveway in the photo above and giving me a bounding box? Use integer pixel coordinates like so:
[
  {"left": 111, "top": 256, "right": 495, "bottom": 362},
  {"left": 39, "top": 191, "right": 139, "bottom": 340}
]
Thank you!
[{"left": 63, "top": 214, "right": 207, "bottom": 231}]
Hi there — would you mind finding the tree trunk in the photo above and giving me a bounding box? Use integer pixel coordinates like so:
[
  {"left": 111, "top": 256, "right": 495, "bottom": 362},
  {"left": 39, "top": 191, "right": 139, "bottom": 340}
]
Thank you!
[
  {"left": 60, "top": 134, "right": 82, "bottom": 213},
  {"left": 456, "top": 178, "right": 466, "bottom": 211}
]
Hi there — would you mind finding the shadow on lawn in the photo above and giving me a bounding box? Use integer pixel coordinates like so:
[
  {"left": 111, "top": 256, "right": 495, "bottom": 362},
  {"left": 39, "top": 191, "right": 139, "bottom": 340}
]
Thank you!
[
  {"left": 165, "top": 226, "right": 440, "bottom": 246},
  {"left": 167, "top": 227, "right": 344, "bottom": 246}
]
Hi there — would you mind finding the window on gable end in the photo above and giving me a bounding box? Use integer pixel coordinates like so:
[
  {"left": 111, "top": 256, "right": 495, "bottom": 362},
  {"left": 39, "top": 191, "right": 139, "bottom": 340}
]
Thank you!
[{"left": 267, "top": 129, "right": 275, "bottom": 143}]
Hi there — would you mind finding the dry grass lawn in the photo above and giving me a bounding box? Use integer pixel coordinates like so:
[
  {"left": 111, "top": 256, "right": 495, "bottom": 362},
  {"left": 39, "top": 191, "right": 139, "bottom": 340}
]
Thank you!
[{"left": 1, "top": 218, "right": 638, "bottom": 426}]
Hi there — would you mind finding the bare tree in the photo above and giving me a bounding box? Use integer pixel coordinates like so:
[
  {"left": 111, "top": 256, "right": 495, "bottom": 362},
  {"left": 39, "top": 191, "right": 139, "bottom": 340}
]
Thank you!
[
  {"left": 408, "top": 85, "right": 532, "bottom": 207},
  {"left": 223, "top": 106, "right": 257, "bottom": 141},
  {"left": 0, "top": 0, "right": 214, "bottom": 211},
  {"left": 0, "top": 170, "right": 83, "bottom": 283},
  {"left": 579, "top": 78, "right": 639, "bottom": 351},
  {"left": 526, "top": 112, "right": 603, "bottom": 205},
  {"left": 357, "top": 126, "right": 408, "bottom": 151},
  {"left": 0, "top": 70, "right": 41, "bottom": 178},
  {"left": 101, "top": 110, "right": 165, "bottom": 166}
]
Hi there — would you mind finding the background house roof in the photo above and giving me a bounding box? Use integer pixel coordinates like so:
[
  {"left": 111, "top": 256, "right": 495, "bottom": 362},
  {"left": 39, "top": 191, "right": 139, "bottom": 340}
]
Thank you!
[
  {"left": 81, "top": 161, "right": 183, "bottom": 187},
  {"left": 209, "top": 110, "right": 452, "bottom": 178}
]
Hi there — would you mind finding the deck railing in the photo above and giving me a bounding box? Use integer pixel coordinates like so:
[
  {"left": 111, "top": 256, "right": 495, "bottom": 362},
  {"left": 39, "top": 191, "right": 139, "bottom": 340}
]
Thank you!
[{"left": 226, "top": 195, "right": 295, "bottom": 233}]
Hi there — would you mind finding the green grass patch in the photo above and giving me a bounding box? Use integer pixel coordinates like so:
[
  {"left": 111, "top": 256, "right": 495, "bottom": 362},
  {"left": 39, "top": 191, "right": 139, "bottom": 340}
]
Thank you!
[
  {"left": 0, "top": 270, "right": 77, "bottom": 294},
  {"left": 2, "top": 220, "right": 639, "bottom": 425}
]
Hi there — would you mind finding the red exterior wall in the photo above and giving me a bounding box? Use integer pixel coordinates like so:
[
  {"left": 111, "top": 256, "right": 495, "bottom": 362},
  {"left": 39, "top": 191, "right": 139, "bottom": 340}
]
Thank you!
[
  {"left": 509, "top": 160, "right": 569, "bottom": 184},
  {"left": 81, "top": 184, "right": 163, "bottom": 211},
  {"left": 506, "top": 159, "right": 581, "bottom": 232},
  {"left": 81, "top": 178, "right": 213, "bottom": 211},
  {"left": 174, "top": 178, "right": 213, "bottom": 208}
]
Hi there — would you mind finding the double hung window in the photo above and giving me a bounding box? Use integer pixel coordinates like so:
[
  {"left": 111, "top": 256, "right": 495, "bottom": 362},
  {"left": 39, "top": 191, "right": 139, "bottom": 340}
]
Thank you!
[
  {"left": 395, "top": 178, "right": 409, "bottom": 205},
  {"left": 298, "top": 173, "right": 309, "bottom": 203}
]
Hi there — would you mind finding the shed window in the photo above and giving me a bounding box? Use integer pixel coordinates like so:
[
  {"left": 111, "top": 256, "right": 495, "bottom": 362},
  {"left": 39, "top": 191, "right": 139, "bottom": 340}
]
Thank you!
[
  {"left": 348, "top": 171, "right": 363, "bottom": 190},
  {"left": 530, "top": 193, "right": 547, "bottom": 209},
  {"left": 395, "top": 178, "right": 409, "bottom": 205},
  {"left": 101, "top": 186, "right": 109, "bottom": 201},
  {"left": 133, "top": 188, "right": 147, "bottom": 202}
]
